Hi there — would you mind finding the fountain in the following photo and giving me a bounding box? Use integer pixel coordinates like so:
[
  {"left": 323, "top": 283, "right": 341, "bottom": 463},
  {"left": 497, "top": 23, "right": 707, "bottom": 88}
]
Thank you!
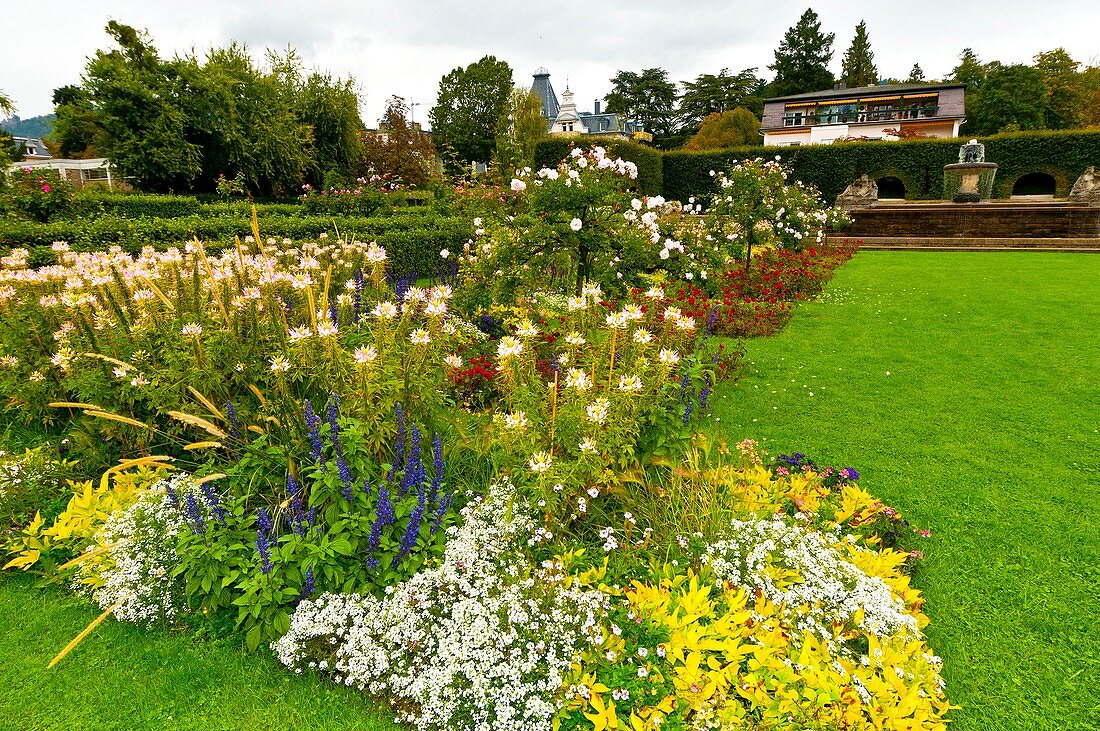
[{"left": 944, "top": 140, "right": 998, "bottom": 203}]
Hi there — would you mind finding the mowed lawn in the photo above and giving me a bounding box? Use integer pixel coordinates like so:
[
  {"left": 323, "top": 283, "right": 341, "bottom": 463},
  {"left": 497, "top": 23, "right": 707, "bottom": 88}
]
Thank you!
[
  {"left": 709, "top": 251, "right": 1100, "bottom": 731},
  {"left": 0, "top": 571, "right": 399, "bottom": 730}
]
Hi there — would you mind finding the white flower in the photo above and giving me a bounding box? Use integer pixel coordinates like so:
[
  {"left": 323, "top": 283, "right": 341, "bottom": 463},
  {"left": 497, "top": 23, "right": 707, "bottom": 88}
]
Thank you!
[
  {"left": 515, "top": 319, "right": 539, "bottom": 338},
  {"left": 579, "top": 437, "right": 598, "bottom": 454},
  {"left": 676, "top": 317, "right": 696, "bottom": 332},
  {"left": 564, "top": 332, "right": 586, "bottom": 346},
  {"left": 503, "top": 411, "right": 529, "bottom": 431},
  {"left": 180, "top": 323, "right": 203, "bottom": 337},
  {"left": 365, "top": 243, "right": 387, "bottom": 263},
  {"left": 632, "top": 328, "right": 653, "bottom": 344},
  {"left": 644, "top": 286, "right": 665, "bottom": 300},
  {"left": 112, "top": 366, "right": 129, "bottom": 379},
  {"left": 353, "top": 346, "right": 378, "bottom": 364},
  {"left": 587, "top": 487, "right": 600, "bottom": 498},
  {"left": 570, "top": 218, "right": 583, "bottom": 232},
  {"left": 269, "top": 356, "right": 291, "bottom": 372},
  {"left": 371, "top": 301, "right": 398, "bottom": 319},
  {"left": 566, "top": 296, "right": 587, "bottom": 311},
  {"left": 565, "top": 368, "right": 593, "bottom": 392},
  {"left": 586, "top": 397, "right": 610, "bottom": 424},
  {"left": 439, "top": 248, "right": 450, "bottom": 259},
  {"left": 604, "top": 312, "right": 629, "bottom": 330},
  {"left": 617, "top": 374, "right": 643, "bottom": 393},
  {"left": 528, "top": 451, "right": 553, "bottom": 473},
  {"left": 288, "top": 326, "right": 312, "bottom": 342},
  {"left": 316, "top": 321, "right": 338, "bottom": 338},
  {"left": 425, "top": 299, "right": 448, "bottom": 318},
  {"left": 658, "top": 348, "right": 681, "bottom": 365},
  {"left": 409, "top": 329, "right": 431, "bottom": 345},
  {"left": 444, "top": 354, "right": 463, "bottom": 368},
  {"left": 581, "top": 282, "right": 603, "bottom": 299},
  {"left": 497, "top": 336, "right": 523, "bottom": 359},
  {"left": 510, "top": 178, "right": 527, "bottom": 192}
]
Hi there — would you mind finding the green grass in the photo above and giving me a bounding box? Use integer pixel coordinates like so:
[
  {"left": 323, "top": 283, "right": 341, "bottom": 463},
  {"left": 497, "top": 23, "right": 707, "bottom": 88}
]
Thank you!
[
  {"left": 2, "top": 250, "right": 1097, "bottom": 730},
  {"left": 0, "top": 572, "right": 399, "bottom": 730},
  {"left": 708, "top": 251, "right": 1100, "bottom": 731}
]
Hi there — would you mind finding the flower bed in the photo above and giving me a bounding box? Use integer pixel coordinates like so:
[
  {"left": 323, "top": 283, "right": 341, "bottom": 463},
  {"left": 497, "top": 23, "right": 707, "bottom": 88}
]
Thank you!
[{"left": 0, "top": 149, "right": 949, "bottom": 730}]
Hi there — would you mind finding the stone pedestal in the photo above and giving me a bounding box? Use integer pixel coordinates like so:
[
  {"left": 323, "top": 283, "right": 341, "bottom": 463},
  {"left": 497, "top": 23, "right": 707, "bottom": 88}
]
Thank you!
[{"left": 1070, "top": 166, "right": 1100, "bottom": 205}]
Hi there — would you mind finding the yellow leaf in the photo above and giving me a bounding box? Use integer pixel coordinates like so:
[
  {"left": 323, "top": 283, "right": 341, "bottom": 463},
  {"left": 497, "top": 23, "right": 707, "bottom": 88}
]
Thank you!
[{"left": 3, "top": 549, "right": 40, "bottom": 571}]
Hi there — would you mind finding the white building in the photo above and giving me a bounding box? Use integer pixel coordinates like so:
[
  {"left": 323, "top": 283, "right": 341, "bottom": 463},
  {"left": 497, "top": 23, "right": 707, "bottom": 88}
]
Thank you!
[{"left": 760, "top": 82, "right": 966, "bottom": 146}]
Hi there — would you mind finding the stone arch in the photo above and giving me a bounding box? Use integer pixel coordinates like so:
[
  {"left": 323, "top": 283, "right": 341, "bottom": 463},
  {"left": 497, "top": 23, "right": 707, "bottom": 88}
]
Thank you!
[
  {"left": 1011, "top": 172, "right": 1057, "bottom": 197},
  {"left": 876, "top": 176, "right": 907, "bottom": 200},
  {"left": 867, "top": 167, "right": 915, "bottom": 200},
  {"left": 997, "top": 165, "right": 1071, "bottom": 199}
]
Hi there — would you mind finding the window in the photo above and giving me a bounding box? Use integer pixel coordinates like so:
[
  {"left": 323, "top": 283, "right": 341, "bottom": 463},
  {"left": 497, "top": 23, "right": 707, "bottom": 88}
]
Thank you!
[
  {"left": 783, "top": 111, "right": 804, "bottom": 127},
  {"left": 562, "top": 122, "right": 574, "bottom": 132}
]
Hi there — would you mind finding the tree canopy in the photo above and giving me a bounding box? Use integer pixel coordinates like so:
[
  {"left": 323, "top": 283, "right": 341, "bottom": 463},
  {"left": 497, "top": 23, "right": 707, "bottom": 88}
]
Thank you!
[
  {"left": 682, "top": 108, "right": 761, "bottom": 151},
  {"left": 46, "top": 21, "right": 365, "bottom": 195},
  {"left": 429, "top": 55, "right": 513, "bottom": 170},
  {"left": 840, "top": 21, "right": 878, "bottom": 88},
  {"left": 768, "top": 8, "right": 835, "bottom": 97},
  {"left": 678, "top": 68, "right": 763, "bottom": 132},
  {"left": 605, "top": 68, "right": 679, "bottom": 138},
  {"left": 493, "top": 87, "right": 547, "bottom": 177},
  {"left": 362, "top": 96, "right": 438, "bottom": 187}
]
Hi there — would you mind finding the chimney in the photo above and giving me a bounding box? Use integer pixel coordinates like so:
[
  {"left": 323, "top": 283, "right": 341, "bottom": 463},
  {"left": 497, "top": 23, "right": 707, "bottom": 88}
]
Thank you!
[{"left": 594, "top": 100, "right": 601, "bottom": 115}]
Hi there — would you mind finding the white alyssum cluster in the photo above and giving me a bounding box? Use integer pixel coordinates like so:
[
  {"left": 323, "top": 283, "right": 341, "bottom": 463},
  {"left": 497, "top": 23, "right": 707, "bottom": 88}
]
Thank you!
[
  {"left": 704, "top": 517, "right": 918, "bottom": 656},
  {"left": 78, "top": 474, "right": 198, "bottom": 625},
  {"left": 274, "top": 478, "right": 608, "bottom": 731}
]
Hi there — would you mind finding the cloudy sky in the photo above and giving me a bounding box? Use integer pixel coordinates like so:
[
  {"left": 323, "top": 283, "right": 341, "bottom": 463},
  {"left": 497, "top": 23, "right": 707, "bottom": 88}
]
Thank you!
[{"left": 3, "top": 1, "right": 1098, "bottom": 126}]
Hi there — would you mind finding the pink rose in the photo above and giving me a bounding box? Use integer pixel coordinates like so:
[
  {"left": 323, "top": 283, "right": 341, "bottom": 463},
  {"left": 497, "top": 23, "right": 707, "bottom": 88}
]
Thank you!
[{"left": 42, "top": 184, "right": 51, "bottom": 193}]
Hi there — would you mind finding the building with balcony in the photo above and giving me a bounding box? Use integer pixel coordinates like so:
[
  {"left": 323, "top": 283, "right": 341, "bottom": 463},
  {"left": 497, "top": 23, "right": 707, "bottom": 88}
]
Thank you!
[{"left": 761, "top": 82, "right": 966, "bottom": 146}]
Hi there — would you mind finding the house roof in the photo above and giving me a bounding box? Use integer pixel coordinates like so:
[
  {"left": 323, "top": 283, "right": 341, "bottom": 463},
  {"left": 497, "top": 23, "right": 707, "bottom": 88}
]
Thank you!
[
  {"left": 12, "top": 136, "right": 52, "bottom": 159},
  {"left": 531, "top": 68, "right": 560, "bottom": 120},
  {"left": 766, "top": 82, "right": 965, "bottom": 103}
]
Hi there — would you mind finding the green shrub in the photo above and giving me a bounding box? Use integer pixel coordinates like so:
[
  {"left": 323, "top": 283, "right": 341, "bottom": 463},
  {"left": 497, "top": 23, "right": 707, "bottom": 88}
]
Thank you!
[
  {"left": 534, "top": 136, "right": 663, "bottom": 196},
  {"left": 661, "top": 129, "right": 1100, "bottom": 202},
  {"left": 2, "top": 168, "right": 74, "bottom": 222}
]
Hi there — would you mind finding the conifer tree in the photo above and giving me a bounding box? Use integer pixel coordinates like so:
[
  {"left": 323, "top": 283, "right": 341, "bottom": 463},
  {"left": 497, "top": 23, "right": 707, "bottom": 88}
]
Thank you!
[
  {"left": 841, "top": 21, "right": 878, "bottom": 88},
  {"left": 907, "top": 63, "right": 926, "bottom": 83},
  {"left": 767, "top": 8, "right": 835, "bottom": 97}
]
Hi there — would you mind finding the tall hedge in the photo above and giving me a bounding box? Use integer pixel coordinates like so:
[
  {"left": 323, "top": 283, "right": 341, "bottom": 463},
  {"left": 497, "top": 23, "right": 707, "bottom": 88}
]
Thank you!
[
  {"left": 533, "top": 136, "right": 663, "bottom": 196},
  {"left": 661, "top": 130, "right": 1100, "bottom": 202}
]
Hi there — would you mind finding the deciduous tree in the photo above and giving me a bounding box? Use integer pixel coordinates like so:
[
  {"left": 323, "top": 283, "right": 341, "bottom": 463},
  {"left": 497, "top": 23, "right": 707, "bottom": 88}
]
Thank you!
[
  {"left": 493, "top": 87, "right": 547, "bottom": 177},
  {"left": 429, "top": 56, "right": 513, "bottom": 170},
  {"left": 678, "top": 68, "right": 763, "bottom": 133},
  {"left": 1033, "top": 48, "right": 1082, "bottom": 129},
  {"left": 362, "top": 96, "right": 438, "bottom": 187},
  {"left": 682, "top": 108, "right": 760, "bottom": 151},
  {"left": 605, "top": 68, "right": 679, "bottom": 138}
]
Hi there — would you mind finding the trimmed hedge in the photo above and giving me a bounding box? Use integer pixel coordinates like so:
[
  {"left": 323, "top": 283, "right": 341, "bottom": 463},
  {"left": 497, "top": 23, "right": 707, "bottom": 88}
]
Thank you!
[
  {"left": 0, "top": 213, "right": 471, "bottom": 279},
  {"left": 534, "top": 137, "right": 663, "bottom": 196},
  {"left": 661, "top": 130, "right": 1100, "bottom": 202}
]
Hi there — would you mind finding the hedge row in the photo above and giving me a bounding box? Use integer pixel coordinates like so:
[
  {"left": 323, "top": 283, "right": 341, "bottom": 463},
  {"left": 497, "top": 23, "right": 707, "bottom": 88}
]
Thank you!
[
  {"left": 539, "top": 130, "right": 1100, "bottom": 203},
  {"left": 63, "top": 190, "right": 435, "bottom": 222},
  {"left": 2, "top": 213, "right": 471, "bottom": 278},
  {"left": 534, "top": 137, "right": 663, "bottom": 196}
]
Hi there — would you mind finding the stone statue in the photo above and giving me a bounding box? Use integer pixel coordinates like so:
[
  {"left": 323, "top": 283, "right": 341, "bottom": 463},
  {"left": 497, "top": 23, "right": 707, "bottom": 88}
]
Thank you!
[
  {"left": 960, "top": 139, "right": 985, "bottom": 164},
  {"left": 836, "top": 174, "right": 878, "bottom": 211},
  {"left": 1069, "top": 166, "right": 1100, "bottom": 204}
]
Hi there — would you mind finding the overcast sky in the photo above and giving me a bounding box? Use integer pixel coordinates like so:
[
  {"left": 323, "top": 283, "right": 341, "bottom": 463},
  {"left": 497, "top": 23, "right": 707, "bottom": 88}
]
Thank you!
[{"left": 3, "top": 1, "right": 1099, "bottom": 127}]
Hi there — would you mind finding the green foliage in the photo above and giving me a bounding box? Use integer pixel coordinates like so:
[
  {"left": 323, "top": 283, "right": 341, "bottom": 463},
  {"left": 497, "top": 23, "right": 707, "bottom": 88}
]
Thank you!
[
  {"left": 1033, "top": 48, "right": 1083, "bottom": 130},
  {"left": 533, "top": 137, "right": 663, "bottom": 196},
  {"left": 678, "top": 69, "right": 764, "bottom": 133},
  {"left": 682, "top": 109, "right": 760, "bottom": 151},
  {"left": 840, "top": 20, "right": 878, "bottom": 88},
  {"left": 429, "top": 56, "right": 514, "bottom": 168},
  {"left": 295, "top": 71, "right": 364, "bottom": 188},
  {"left": 660, "top": 129, "right": 1100, "bottom": 202},
  {"left": 908, "top": 63, "right": 926, "bottom": 83},
  {"left": 969, "top": 64, "right": 1048, "bottom": 135},
  {"left": 767, "top": 8, "right": 835, "bottom": 97},
  {"left": 493, "top": 87, "right": 548, "bottom": 177},
  {"left": 363, "top": 97, "right": 439, "bottom": 188},
  {"left": 0, "top": 446, "right": 77, "bottom": 529},
  {"left": 604, "top": 68, "right": 679, "bottom": 138},
  {"left": 50, "top": 86, "right": 103, "bottom": 158},
  {"left": 2, "top": 167, "right": 74, "bottom": 222}
]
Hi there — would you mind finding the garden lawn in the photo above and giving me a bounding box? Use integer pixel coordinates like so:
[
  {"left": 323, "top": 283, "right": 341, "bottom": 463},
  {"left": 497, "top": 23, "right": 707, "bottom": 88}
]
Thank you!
[
  {"left": 0, "top": 572, "right": 400, "bottom": 731},
  {"left": 709, "top": 250, "right": 1100, "bottom": 731}
]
